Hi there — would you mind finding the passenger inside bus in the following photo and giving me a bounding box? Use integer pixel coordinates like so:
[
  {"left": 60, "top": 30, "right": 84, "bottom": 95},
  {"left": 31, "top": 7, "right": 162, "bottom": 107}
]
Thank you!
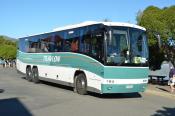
[
  {"left": 41, "top": 43, "right": 49, "bottom": 52},
  {"left": 55, "top": 41, "right": 62, "bottom": 52},
  {"left": 71, "top": 39, "right": 79, "bottom": 52}
]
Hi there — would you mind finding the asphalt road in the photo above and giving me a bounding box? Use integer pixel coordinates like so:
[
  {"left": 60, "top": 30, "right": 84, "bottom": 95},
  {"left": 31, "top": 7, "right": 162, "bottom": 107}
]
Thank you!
[{"left": 0, "top": 67, "right": 175, "bottom": 116}]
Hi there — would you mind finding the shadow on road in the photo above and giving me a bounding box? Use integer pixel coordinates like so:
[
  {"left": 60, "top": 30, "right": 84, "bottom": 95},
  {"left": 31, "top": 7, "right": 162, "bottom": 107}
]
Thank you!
[
  {"left": 40, "top": 80, "right": 73, "bottom": 91},
  {"left": 152, "top": 107, "right": 175, "bottom": 116},
  {"left": 20, "top": 76, "right": 142, "bottom": 99},
  {"left": 21, "top": 76, "right": 73, "bottom": 91},
  {"left": 0, "top": 89, "right": 4, "bottom": 93},
  {"left": 88, "top": 92, "right": 142, "bottom": 99},
  {"left": 21, "top": 76, "right": 26, "bottom": 80},
  {"left": 40, "top": 80, "right": 142, "bottom": 99},
  {"left": 0, "top": 98, "right": 33, "bottom": 116},
  {"left": 156, "top": 87, "right": 170, "bottom": 93},
  {"left": 32, "top": 80, "right": 142, "bottom": 99}
]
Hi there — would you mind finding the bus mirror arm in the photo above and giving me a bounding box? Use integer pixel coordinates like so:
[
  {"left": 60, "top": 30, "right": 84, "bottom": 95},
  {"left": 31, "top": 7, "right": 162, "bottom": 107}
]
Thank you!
[
  {"left": 154, "top": 34, "right": 162, "bottom": 49},
  {"left": 147, "top": 30, "right": 162, "bottom": 49}
]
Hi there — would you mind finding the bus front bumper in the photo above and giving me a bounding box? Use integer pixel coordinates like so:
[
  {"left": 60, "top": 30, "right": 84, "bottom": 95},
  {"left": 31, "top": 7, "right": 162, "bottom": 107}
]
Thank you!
[{"left": 101, "top": 83, "right": 147, "bottom": 94}]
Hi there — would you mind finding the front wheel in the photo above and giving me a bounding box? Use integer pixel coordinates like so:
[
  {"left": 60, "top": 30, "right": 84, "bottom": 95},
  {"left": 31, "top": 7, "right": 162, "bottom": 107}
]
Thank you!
[{"left": 75, "top": 73, "right": 87, "bottom": 95}]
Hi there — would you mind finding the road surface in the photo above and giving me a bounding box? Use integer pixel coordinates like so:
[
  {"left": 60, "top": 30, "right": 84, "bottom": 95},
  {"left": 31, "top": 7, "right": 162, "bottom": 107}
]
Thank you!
[{"left": 0, "top": 67, "right": 175, "bottom": 116}]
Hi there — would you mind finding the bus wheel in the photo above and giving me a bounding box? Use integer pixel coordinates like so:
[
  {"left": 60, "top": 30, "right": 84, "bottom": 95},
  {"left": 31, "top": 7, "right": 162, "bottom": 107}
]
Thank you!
[
  {"left": 32, "top": 67, "right": 40, "bottom": 83},
  {"left": 75, "top": 73, "right": 87, "bottom": 95},
  {"left": 26, "top": 67, "right": 33, "bottom": 82}
]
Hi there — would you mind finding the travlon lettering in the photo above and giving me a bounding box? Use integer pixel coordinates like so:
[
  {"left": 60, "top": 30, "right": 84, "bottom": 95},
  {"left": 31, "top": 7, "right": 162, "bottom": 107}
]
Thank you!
[{"left": 43, "top": 56, "right": 60, "bottom": 62}]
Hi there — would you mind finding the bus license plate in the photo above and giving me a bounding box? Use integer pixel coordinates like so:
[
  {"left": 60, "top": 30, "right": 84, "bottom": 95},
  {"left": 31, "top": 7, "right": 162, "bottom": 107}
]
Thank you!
[{"left": 126, "top": 85, "right": 133, "bottom": 89}]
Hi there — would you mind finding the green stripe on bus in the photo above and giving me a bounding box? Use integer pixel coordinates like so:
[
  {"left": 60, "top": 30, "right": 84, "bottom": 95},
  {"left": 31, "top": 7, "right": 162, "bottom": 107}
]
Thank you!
[{"left": 17, "top": 51, "right": 149, "bottom": 79}]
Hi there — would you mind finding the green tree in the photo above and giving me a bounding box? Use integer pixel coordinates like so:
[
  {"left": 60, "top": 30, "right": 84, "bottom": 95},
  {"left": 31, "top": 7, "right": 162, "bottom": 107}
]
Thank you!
[
  {"left": 0, "top": 36, "right": 17, "bottom": 59},
  {"left": 136, "top": 10, "right": 143, "bottom": 25},
  {"left": 137, "top": 5, "right": 175, "bottom": 69}
]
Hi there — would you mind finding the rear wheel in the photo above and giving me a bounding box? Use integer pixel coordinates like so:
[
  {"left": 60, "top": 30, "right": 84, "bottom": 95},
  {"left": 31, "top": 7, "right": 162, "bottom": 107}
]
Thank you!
[
  {"left": 26, "top": 67, "right": 32, "bottom": 82},
  {"left": 75, "top": 73, "right": 87, "bottom": 95},
  {"left": 32, "top": 67, "right": 40, "bottom": 83}
]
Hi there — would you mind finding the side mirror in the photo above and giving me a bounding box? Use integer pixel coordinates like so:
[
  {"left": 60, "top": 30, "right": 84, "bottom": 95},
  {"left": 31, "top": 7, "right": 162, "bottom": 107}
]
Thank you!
[
  {"left": 156, "top": 34, "right": 162, "bottom": 48},
  {"left": 146, "top": 30, "right": 162, "bottom": 49}
]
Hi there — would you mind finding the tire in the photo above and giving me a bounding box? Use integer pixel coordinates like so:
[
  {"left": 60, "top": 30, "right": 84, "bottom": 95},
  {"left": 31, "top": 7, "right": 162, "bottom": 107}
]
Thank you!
[
  {"left": 26, "top": 67, "right": 33, "bottom": 82},
  {"left": 75, "top": 73, "right": 87, "bottom": 95},
  {"left": 32, "top": 67, "right": 40, "bottom": 83}
]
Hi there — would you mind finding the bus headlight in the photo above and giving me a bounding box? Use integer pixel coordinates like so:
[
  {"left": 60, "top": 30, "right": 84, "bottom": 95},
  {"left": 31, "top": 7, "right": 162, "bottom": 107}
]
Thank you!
[{"left": 107, "top": 87, "right": 113, "bottom": 90}]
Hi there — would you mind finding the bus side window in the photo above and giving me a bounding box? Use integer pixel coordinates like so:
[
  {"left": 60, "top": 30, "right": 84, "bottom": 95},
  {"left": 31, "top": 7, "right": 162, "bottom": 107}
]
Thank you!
[
  {"left": 55, "top": 41, "right": 62, "bottom": 52},
  {"left": 42, "top": 43, "right": 49, "bottom": 52},
  {"left": 91, "top": 32, "right": 103, "bottom": 60},
  {"left": 71, "top": 38, "right": 79, "bottom": 52},
  {"left": 40, "top": 35, "right": 52, "bottom": 52},
  {"left": 28, "top": 42, "right": 37, "bottom": 53},
  {"left": 54, "top": 35, "right": 63, "bottom": 52},
  {"left": 64, "top": 40, "right": 71, "bottom": 52},
  {"left": 66, "top": 29, "right": 80, "bottom": 53},
  {"left": 81, "top": 34, "right": 91, "bottom": 54}
]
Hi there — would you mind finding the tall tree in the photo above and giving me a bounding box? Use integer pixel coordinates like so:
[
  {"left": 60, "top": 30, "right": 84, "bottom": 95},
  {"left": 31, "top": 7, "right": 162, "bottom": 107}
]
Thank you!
[
  {"left": 0, "top": 36, "right": 17, "bottom": 59},
  {"left": 137, "top": 5, "right": 175, "bottom": 69},
  {"left": 136, "top": 10, "right": 143, "bottom": 25}
]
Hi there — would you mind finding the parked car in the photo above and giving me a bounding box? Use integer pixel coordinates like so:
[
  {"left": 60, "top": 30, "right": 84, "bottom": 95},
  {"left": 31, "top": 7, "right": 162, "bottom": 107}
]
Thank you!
[
  {"left": 149, "top": 61, "right": 173, "bottom": 81},
  {"left": 0, "top": 59, "right": 5, "bottom": 65}
]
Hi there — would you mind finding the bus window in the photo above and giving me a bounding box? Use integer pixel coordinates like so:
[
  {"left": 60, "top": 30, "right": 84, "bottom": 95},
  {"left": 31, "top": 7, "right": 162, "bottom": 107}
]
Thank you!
[
  {"left": 64, "top": 40, "right": 71, "bottom": 52},
  {"left": 130, "top": 29, "right": 148, "bottom": 64},
  {"left": 41, "top": 43, "right": 49, "bottom": 52},
  {"left": 19, "top": 38, "right": 28, "bottom": 52},
  {"left": 81, "top": 34, "right": 91, "bottom": 54},
  {"left": 106, "top": 29, "right": 128, "bottom": 65},
  {"left": 28, "top": 37, "right": 40, "bottom": 53},
  {"left": 80, "top": 30, "right": 104, "bottom": 62},
  {"left": 91, "top": 32, "right": 104, "bottom": 60},
  {"left": 71, "top": 39, "right": 79, "bottom": 52},
  {"left": 54, "top": 34, "right": 63, "bottom": 52},
  {"left": 40, "top": 35, "right": 52, "bottom": 52},
  {"left": 65, "top": 29, "right": 80, "bottom": 52}
]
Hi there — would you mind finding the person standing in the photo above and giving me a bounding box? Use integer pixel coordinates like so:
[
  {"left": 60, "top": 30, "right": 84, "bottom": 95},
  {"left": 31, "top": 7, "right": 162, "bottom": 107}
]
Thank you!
[
  {"left": 169, "top": 66, "right": 175, "bottom": 93},
  {"left": 2, "top": 59, "right": 5, "bottom": 68}
]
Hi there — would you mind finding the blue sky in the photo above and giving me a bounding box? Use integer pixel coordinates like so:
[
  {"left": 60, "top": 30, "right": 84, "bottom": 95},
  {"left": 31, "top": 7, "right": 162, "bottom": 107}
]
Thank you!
[{"left": 0, "top": 0, "right": 174, "bottom": 38}]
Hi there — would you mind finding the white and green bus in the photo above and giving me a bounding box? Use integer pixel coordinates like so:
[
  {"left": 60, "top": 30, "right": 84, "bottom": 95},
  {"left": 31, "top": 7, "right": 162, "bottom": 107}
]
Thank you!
[{"left": 17, "top": 21, "right": 149, "bottom": 95}]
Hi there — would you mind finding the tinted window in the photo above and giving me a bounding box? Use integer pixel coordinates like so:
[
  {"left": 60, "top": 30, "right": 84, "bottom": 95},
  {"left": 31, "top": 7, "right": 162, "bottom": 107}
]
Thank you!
[
  {"left": 63, "top": 29, "right": 80, "bottom": 52},
  {"left": 40, "top": 34, "right": 52, "bottom": 52},
  {"left": 53, "top": 32, "right": 64, "bottom": 52},
  {"left": 27, "top": 36, "right": 41, "bottom": 53},
  {"left": 80, "top": 26, "right": 104, "bottom": 62},
  {"left": 105, "top": 27, "right": 148, "bottom": 66},
  {"left": 19, "top": 38, "right": 27, "bottom": 52},
  {"left": 106, "top": 29, "right": 129, "bottom": 65},
  {"left": 23, "top": 32, "right": 65, "bottom": 53},
  {"left": 130, "top": 28, "right": 148, "bottom": 64}
]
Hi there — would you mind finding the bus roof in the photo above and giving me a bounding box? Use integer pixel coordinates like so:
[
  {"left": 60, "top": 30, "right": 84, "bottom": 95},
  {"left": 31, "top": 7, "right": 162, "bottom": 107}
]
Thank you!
[
  {"left": 19, "top": 21, "right": 146, "bottom": 39},
  {"left": 53, "top": 21, "right": 146, "bottom": 31}
]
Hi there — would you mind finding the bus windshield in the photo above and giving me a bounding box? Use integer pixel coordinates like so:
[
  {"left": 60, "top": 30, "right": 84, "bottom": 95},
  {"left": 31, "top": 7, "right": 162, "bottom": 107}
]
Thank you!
[{"left": 106, "top": 27, "right": 148, "bottom": 66}]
